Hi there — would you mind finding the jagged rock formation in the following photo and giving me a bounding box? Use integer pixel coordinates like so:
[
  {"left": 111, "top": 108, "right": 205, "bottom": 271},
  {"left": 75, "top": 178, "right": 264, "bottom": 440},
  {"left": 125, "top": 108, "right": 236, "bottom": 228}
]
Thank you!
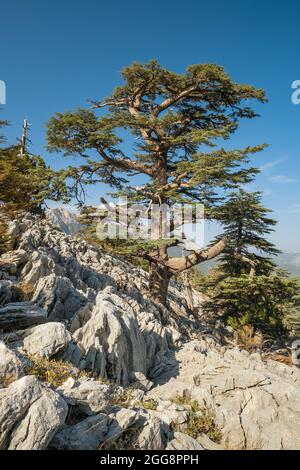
[
  {"left": 46, "top": 207, "right": 82, "bottom": 236},
  {"left": 0, "top": 213, "right": 299, "bottom": 450},
  {"left": 149, "top": 339, "right": 300, "bottom": 449},
  {"left": 0, "top": 375, "right": 68, "bottom": 450}
]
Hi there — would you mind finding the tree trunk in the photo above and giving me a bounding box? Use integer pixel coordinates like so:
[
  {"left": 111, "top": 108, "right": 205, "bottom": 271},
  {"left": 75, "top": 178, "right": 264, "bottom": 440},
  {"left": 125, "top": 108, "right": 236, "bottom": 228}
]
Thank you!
[{"left": 149, "top": 261, "right": 171, "bottom": 305}]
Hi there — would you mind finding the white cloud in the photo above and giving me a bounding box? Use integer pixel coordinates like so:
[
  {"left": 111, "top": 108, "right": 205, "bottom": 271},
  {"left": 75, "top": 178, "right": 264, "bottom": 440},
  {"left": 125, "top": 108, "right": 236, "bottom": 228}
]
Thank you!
[
  {"left": 269, "top": 175, "right": 297, "bottom": 184},
  {"left": 260, "top": 157, "right": 287, "bottom": 172}
]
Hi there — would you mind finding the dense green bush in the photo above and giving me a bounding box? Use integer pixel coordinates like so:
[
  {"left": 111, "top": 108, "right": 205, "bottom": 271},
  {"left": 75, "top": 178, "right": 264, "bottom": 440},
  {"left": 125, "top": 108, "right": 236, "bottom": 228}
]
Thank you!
[{"left": 203, "top": 274, "right": 300, "bottom": 338}]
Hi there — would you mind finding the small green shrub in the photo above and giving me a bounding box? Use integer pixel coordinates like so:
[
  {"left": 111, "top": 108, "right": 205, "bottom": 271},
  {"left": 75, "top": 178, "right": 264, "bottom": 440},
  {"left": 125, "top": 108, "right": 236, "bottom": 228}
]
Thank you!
[
  {"left": 110, "top": 388, "right": 135, "bottom": 407},
  {"left": 27, "top": 354, "right": 108, "bottom": 388},
  {"left": 171, "top": 392, "right": 222, "bottom": 443},
  {"left": 28, "top": 355, "right": 75, "bottom": 388},
  {"left": 135, "top": 398, "right": 158, "bottom": 410}
]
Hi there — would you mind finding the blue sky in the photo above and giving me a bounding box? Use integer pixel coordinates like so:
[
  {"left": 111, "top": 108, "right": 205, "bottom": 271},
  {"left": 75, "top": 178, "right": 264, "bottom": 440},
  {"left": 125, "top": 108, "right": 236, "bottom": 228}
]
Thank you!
[{"left": 1, "top": 0, "right": 300, "bottom": 251}]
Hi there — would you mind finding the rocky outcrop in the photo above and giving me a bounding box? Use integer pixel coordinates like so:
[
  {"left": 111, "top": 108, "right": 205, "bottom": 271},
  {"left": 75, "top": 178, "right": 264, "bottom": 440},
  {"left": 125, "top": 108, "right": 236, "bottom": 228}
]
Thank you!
[
  {"left": 56, "top": 377, "right": 113, "bottom": 415},
  {"left": 0, "top": 213, "right": 299, "bottom": 450},
  {"left": 0, "top": 342, "right": 26, "bottom": 386},
  {"left": 166, "top": 432, "right": 204, "bottom": 450},
  {"left": 0, "top": 376, "right": 68, "bottom": 450},
  {"left": 148, "top": 339, "right": 300, "bottom": 450},
  {"left": 22, "top": 322, "right": 71, "bottom": 358},
  {"left": 46, "top": 208, "right": 82, "bottom": 236},
  {"left": 0, "top": 302, "right": 48, "bottom": 332},
  {"left": 50, "top": 414, "right": 109, "bottom": 450}
]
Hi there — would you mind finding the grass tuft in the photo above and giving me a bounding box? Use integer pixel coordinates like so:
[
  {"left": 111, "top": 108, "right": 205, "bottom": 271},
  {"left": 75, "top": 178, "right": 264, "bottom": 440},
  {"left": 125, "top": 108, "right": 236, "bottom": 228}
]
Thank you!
[{"left": 171, "top": 391, "right": 222, "bottom": 443}]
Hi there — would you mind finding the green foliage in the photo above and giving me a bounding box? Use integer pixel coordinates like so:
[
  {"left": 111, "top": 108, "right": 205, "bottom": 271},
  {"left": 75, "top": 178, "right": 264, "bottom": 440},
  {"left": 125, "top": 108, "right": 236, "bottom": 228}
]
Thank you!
[
  {"left": 28, "top": 355, "right": 78, "bottom": 388},
  {"left": 27, "top": 354, "right": 109, "bottom": 388},
  {"left": 0, "top": 119, "right": 9, "bottom": 145},
  {"left": 78, "top": 205, "right": 180, "bottom": 271},
  {"left": 203, "top": 274, "right": 300, "bottom": 338},
  {"left": 188, "top": 266, "right": 223, "bottom": 293},
  {"left": 135, "top": 398, "right": 158, "bottom": 410},
  {"left": 213, "top": 189, "right": 279, "bottom": 277},
  {"left": 0, "top": 144, "right": 69, "bottom": 252},
  {"left": 47, "top": 60, "right": 266, "bottom": 241},
  {"left": 171, "top": 392, "right": 222, "bottom": 443},
  {"left": 0, "top": 146, "right": 69, "bottom": 215},
  {"left": 46, "top": 61, "right": 269, "bottom": 302},
  {"left": 110, "top": 388, "right": 134, "bottom": 407}
]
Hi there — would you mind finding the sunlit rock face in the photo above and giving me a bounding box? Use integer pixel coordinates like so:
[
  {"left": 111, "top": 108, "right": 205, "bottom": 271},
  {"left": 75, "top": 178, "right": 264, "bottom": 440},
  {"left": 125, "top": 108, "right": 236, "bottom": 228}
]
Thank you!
[{"left": 0, "top": 213, "right": 299, "bottom": 450}]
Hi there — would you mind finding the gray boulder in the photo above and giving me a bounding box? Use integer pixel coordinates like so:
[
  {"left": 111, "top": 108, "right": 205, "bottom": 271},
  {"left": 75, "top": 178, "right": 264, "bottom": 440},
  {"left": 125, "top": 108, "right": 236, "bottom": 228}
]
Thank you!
[
  {"left": 0, "top": 375, "right": 68, "bottom": 449},
  {"left": 56, "top": 377, "right": 113, "bottom": 415},
  {"left": 135, "top": 416, "right": 167, "bottom": 450},
  {"left": 0, "top": 342, "right": 26, "bottom": 386},
  {"left": 51, "top": 414, "right": 108, "bottom": 450},
  {"left": 149, "top": 339, "right": 300, "bottom": 450},
  {"left": 0, "top": 302, "right": 47, "bottom": 332},
  {"left": 167, "top": 432, "right": 205, "bottom": 450},
  {"left": 22, "top": 322, "right": 71, "bottom": 358}
]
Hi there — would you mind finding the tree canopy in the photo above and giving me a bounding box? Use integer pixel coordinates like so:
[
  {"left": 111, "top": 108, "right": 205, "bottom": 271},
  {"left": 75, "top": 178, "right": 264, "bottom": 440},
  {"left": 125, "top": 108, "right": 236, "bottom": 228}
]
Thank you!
[{"left": 47, "top": 60, "right": 268, "bottom": 303}]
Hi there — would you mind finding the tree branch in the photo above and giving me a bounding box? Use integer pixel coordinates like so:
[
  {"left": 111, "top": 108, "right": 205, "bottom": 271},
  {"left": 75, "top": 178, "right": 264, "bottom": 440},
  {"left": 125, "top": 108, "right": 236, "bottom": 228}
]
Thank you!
[
  {"left": 234, "top": 252, "right": 256, "bottom": 277},
  {"left": 152, "top": 85, "right": 198, "bottom": 117},
  {"left": 146, "top": 237, "right": 227, "bottom": 273}
]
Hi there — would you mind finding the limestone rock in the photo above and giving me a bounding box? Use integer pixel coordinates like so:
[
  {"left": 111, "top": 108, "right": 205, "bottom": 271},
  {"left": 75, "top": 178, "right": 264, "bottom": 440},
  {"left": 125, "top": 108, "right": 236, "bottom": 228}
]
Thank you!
[
  {"left": 71, "top": 290, "right": 148, "bottom": 385},
  {"left": 105, "top": 408, "right": 139, "bottom": 444},
  {"left": 135, "top": 416, "right": 167, "bottom": 450},
  {"left": 46, "top": 208, "right": 82, "bottom": 236},
  {"left": 50, "top": 414, "right": 108, "bottom": 450},
  {"left": 0, "top": 280, "right": 13, "bottom": 305},
  {"left": 32, "top": 274, "right": 87, "bottom": 321},
  {"left": 2, "top": 214, "right": 300, "bottom": 451},
  {"left": 0, "top": 302, "right": 48, "bottom": 332},
  {"left": 0, "top": 342, "right": 26, "bottom": 386},
  {"left": 0, "top": 375, "right": 68, "bottom": 449},
  {"left": 149, "top": 339, "right": 300, "bottom": 450},
  {"left": 22, "top": 322, "right": 71, "bottom": 358},
  {"left": 69, "top": 302, "right": 94, "bottom": 333},
  {"left": 56, "top": 377, "right": 113, "bottom": 415},
  {"left": 132, "top": 372, "right": 154, "bottom": 392},
  {"left": 0, "top": 250, "right": 28, "bottom": 275},
  {"left": 166, "top": 432, "right": 205, "bottom": 450},
  {"left": 197, "top": 433, "right": 223, "bottom": 450}
]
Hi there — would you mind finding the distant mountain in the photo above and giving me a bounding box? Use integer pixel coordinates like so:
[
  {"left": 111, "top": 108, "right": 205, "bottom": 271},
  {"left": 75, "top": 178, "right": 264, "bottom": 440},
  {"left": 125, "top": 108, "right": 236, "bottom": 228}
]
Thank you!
[
  {"left": 275, "top": 253, "right": 300, "bottom": 277},
  {"left": 46, "top": 208, "right": 82, "bottom": 236},
  {"left": 169, "top": 246, "right": 300, "bottom": 277}
]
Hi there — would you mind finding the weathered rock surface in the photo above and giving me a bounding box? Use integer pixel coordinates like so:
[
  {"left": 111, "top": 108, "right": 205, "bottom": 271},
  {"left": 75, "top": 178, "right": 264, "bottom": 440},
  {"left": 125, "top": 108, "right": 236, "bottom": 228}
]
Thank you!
[
  {"left": 22, "top": 322, "right": 71, "bottom": 358},
  {"left": 0, "top": 341, "right": 26, "bottom": 386},
  {"left": 0, "top": 302, "right": 48, "bottom": 331},
  {"left": 135, "top": 416, "right": 167, "bottom": 450},
  {"left": 148, "top": 339, "right": 300, "bottom": 450},
  {"left": 50, "top": 413, "right": 108, "bottom": 450},
  {"left": 0, "top": 280, "right": 13, "bottom": 305},
  {"left": 69, "top": 289, "right": 148, "bottom": 385},
  {"left": 56, "top": 377, "right": 113, "bottom": 415},
  {"left": 0, "top": 375, "right": 68, "bottom": 449},
  {"left": 0, "top": 250, "right": 28, "bottom": 275},
  {"left": 166, "top": 432, "right": 204, "bottom": 450},
  {"left": 0, "top": 213, "right": 299, "bottom": 450},
  {"left": 46, "top": 207, "right": 82, "bottom": 236},
  {"left": 104, "top": 408, "right": 139, "bottom": 445}
]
